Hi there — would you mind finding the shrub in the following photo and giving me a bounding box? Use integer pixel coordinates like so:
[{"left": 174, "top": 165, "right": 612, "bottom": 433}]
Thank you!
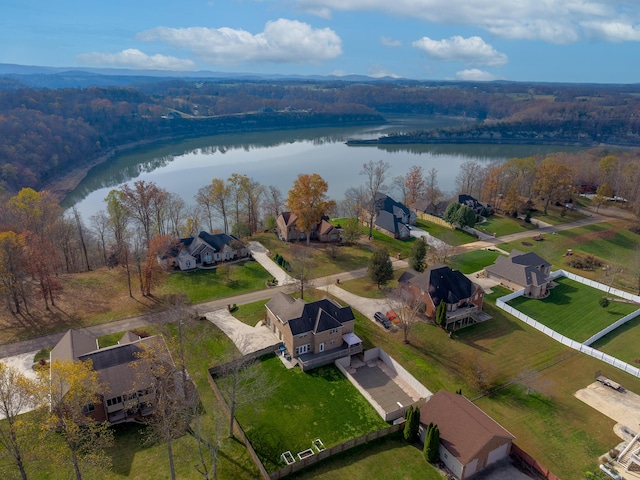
[{"left": 599, "top": 297, "right": 610, "bottom": 308}]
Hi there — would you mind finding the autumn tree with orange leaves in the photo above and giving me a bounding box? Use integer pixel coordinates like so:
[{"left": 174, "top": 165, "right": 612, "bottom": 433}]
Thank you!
[{"left": 286, "top": 173, "right": 335, "bottom": 246}]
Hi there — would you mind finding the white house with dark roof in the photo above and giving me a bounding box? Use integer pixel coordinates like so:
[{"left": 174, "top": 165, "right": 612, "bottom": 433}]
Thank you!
[
  {"left": 264, "top": 292, "right": 362, "bottom": 371},
  {"left": 50, "top": 329, "right": 175, "bottom": 424},
  {"left": 484, "top": 250, "right": 552, "bottom": 298},
  {"left": 419, "top": 390, "right": 515, "bottom": 480},
  {"left": 162, "top": 231, "right": 248, "bottom": 271}
]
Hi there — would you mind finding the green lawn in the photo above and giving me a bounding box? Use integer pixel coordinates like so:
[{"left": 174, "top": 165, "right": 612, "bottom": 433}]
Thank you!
[
  {"left": 498, "top": 220, "right": 640, "bottom": 292},
  {"left": 531, "top": 203, "right": 587, "bottom": 225},
  {"left": 591, "top": 315, "right": 640, "bottom": 365},
  {"left": 252, "top": 231, "right": 373, "bottom": 277},
  {"left": 448, "top": 249, "right": 501, "bottom": 274},
  {"left": 477, "top": 214, "right": 538, "bottom": 237},
  {"left": 157, "top": 260, "right": 272, "bottom": 303},
  {"left": 414, "top": 219, "right": 477, "bottom": 246},
  {"left": 288, "top": 432, "right": 443, "bottom": 480},
  {"left": 228, "top": 356, "right": 388, "bottom": 472},
  {"left": 507, "top": 276, "right": 640, "bottom": 342}
]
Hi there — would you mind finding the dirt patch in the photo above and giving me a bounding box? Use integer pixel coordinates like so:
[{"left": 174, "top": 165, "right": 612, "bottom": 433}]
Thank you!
[
  {"left": 521, "top": 242, "right": 533, "bottom": 246},
  {"left": 569, "top": 229, "right": 617, "bottom": 245},
  {"left": 575, "top": 382, "right": 640, "bottom": 435}
]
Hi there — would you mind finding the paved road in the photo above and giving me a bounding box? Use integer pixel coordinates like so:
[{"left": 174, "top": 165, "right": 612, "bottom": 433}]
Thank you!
[{"left": 0, "top": 205, "right": 622, "bottom": 359}]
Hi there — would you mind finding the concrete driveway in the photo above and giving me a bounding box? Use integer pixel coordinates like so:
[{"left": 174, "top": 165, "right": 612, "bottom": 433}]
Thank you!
[
  {"left": 204, "top": 309, "right": 280, "bottom": 355},
  {"left": 324, "top": 284, "right": 394, "bottom": 330},
  {"left": 409, "top": 226, "right": 449, "bottom": 249},
  {"left": 247, "top": 241, "right": 296, "bottom": 286}
]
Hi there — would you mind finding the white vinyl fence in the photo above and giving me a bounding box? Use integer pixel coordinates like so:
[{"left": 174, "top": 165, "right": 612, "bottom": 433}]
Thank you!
[{"left": 496, "top": 270, "right": 640, "bottom": 379}]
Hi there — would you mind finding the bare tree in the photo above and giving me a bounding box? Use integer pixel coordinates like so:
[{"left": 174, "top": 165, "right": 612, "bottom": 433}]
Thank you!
[
  {"left": 391, "top": 175, "right": 408, "bottom": 205},
  {"left": 196, "top": 184, "right": 216, "bottom": 232},
  {"left": 130, "top": 335, "right": 197, "bottom": 480},
  {"left": 72, "top": 206, "right": 91, "bottom": 272},
  {"left": 341, "top": 185, "right": 368, "bottom": 219},
  {"left": 388, "top": 286, "right": 424, "bottom": 344},
  {"left": 90, "top": 210, "right": 110, "bottom": 267},
  {"left": 424, "top": 168, "right": 443, "bottom": 211},
  {"left": 455, "top": 160, "right": 480, "bottom": 196},
  {"left": 290, "top": 243, "right": 315, "bottom": 299},
  {"left": 217, "top": 354, "right": 278, "bottom": 439},
  {"left": 264, "top": 185, "right": 284, "bottom": 219},
  {"left": 361, "top": 160, "right": 390, "bottom": 239}
]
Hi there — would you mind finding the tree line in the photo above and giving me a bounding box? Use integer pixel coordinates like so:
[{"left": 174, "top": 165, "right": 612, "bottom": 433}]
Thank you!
[{"left": 6, "top": 78, "right": 640, "bottom": 194}]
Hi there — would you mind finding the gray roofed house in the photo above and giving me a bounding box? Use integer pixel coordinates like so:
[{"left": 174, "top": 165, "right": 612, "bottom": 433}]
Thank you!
[
  {"left": 398, "top": 264, "right": 487, "bottom": 331},
  {"left": 50, "top": 329, "right": 175, "bottom": 424},
  {"left": 484, "top": 250, "right": 552, "bottom": 298},
  {"left": 364, "top": 193, "right": 415, "bottom": 239},
  {"left": 264, "top": 292, "right": 362, "bottom": 371},
  {"left": 163, "top": 231, "right": 248, "bottom": 271}
]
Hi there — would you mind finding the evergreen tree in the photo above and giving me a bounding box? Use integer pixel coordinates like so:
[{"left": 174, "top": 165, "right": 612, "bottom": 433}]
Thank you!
[
  {"left": 409, "top": 239, "right": 427, "bottom": 272},
  {"left": 403, "top": 406, "right": 420, "bottom": 443},
  {"left": 368, "top": 247, "right": 394, "bottom": 289},
  {"left": 429, "top": 426, "right": 440, "bottom": 463},
  {"left": 403, "top": 406, "right": 414, "bottom": 441},
  {"left": 436, "top": 300, "right": 447, "bottom": 327}
]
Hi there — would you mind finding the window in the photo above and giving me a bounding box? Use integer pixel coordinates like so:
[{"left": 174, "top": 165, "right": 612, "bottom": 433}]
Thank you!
[
  {"left": 82, "top": 403, "right": 95, "bottom": 413},
  {"left": 329, "top": 328, "right": 338, "bottom": 334},
  {"left": 298, "top": 333, "right": 307, "bottom": 338}
]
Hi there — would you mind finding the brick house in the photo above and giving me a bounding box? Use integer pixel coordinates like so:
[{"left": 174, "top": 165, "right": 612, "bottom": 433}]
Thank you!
[
  {"left": 276, "top": 212, "right": 341, "bottom": 243},
  {"left": 398, "top": 264, "right": 487, "bottom": 331},
  {"left": 264, "top": 292, "right": 362, "bottom": 371}
]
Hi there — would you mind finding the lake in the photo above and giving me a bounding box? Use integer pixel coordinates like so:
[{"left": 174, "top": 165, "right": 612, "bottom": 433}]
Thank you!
[{"left": 65, "top": 115, "right": 582, "bottom": 220}]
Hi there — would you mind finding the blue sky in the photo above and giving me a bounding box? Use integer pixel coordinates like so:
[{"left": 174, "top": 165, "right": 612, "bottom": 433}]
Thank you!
[{"left": 2, "top": 0, "right": 640, "bottom": 83}]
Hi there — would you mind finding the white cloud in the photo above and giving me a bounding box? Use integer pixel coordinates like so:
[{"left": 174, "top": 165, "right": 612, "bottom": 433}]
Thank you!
[
  {"left": 455, "top": 68, "right": 499, "bottom": 81},
  {"left": 381, "top": 36, "right": 402, "bottom": 47},
  {"left": 76, "top": 49, "right": 196, "bottom": 70},
  {"left": 412, "top": 36, "right": 508, "bottom": 66},
  {"left": 296, "top": 0, "right": 639, "bottom": 44},
  {"left": 138, "top": 19, "right": 342, "bottom": 65},
  {"left": 582, "top": 20, "right": 640, "bottom": 42}
]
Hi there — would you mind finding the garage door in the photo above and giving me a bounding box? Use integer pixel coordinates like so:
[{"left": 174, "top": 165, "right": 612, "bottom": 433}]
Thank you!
[{"left": 486, "top": 442, "right": 509, "bottom": 466}]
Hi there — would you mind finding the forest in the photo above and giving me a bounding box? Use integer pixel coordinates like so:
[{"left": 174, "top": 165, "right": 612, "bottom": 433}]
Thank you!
[{"left": 3, "top": 75, "right": 640, "bottom": 194}]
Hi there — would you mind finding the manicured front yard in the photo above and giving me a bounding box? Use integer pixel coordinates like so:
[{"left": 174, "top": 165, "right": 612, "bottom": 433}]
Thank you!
[
  {"left": 157, "top": 260, "right": 272, "bottom": 303},
  {"left": 507, "top": 276, "right": 640, "bottom": 342},
  {"left": 477, "top": 213, "right": 538, "bottom": 237},
  {"left": 228, "top": 356, "right": 389, "bottom": 472},
  {"left": 414, "top": 219, "right": 477, "bottom": 246},
  {"left": 448, "top": 249, "right": 501, "bottom": 274}
]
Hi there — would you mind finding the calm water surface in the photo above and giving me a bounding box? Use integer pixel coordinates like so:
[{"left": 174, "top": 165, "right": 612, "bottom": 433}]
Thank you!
[{"left": 65, "top": 116, "right": 582, "bottom": 219}]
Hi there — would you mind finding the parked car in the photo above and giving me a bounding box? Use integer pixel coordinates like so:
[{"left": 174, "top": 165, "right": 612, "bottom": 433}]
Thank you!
[{"left": 374, "top": 312, "right": 392, "bottom": 329}]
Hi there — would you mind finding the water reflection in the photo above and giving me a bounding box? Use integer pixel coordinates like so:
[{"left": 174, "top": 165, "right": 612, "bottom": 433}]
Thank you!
[{"left": 64, "top": 118, "right": 583, "bottom": 218}]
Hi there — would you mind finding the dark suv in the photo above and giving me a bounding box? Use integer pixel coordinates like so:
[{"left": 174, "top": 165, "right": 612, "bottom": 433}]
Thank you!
[{"left": 374, "top": 311, "right": 391, "bottom": 329}]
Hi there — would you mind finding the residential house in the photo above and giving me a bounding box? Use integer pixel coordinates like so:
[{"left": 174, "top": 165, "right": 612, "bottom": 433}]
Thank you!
[
  {"left": 484, "top": 250, "right": 552, "bottom": 298},
  {"left": 164, "top": 231, "right": 248, "bottom": 271},
  {"left": 459, "top": 194, "right": 491, "bottom": 216},
  {"left": 364, "top": 193, "right": 416, "bottom": 240},
  {"left": 398, "top": 264, "right": 488, "bottom": 331},
  {"left": 411, "top": 197, "right": 448, "bottom": 217},
  {"left": 276, "top": 212, "right": 341, "bottom": 243},
  {"left": 419, "top": 390, "right": 515, "bottom": 480},
  {"left": 264, "top": 292, "right": 362, "bottom": 371},
  {"left": 50, "top": 329, "right": 176, "bottom": 424}
]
